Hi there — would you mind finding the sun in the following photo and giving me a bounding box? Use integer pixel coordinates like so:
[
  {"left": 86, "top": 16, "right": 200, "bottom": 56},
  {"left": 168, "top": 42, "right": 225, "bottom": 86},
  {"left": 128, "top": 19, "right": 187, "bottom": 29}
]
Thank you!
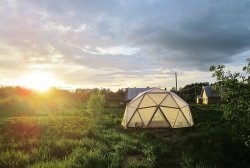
[{"left": 19, "top": 71, "right": 63, "bottom": 92}]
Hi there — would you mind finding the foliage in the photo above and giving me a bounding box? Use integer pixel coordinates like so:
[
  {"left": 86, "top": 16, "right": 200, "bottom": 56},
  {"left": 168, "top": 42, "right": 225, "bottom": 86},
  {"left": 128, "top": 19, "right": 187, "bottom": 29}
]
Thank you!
[
  {"left": 180, "top": 104, "right": 250, "bottom": 168},
  {"left": 87, "top": 92, "right": 105, "bottom": 117},
  {"left": 75, "top": 88, "right": 125, "bottom": 105},
  {"left": 178, "top": 82, "right": 209, "bottom": 102},
  {"left": 0, "top": 88, "right": 249, "bottom": 167},
  {"left": 210, "top": 59, "right": 250, "bottom": 147},
  {"left": 0, "top": 87, "right": 125, "bottom": 117}
]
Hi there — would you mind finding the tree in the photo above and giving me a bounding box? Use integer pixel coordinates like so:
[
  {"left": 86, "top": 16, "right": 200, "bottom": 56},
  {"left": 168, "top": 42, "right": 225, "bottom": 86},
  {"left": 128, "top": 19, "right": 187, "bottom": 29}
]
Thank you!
[
  {"left": 179, "top": 82, "right": 209, "bottom": 102},
  {"left": 210, "top": 58, "right": 250, "bottom": 147},
  {"left": 87, "top": 91, "right": 105, "bottom": 118}
]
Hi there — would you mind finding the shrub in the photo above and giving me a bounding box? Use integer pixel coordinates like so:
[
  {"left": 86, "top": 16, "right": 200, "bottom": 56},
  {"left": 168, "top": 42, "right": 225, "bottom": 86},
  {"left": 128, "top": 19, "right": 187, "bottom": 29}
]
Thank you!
[
  {"left": 87, "top": 92, "right": 105, "bottom": 115},
  {"left": 210, "top": 59, "right": 250, "bottom": 147}
]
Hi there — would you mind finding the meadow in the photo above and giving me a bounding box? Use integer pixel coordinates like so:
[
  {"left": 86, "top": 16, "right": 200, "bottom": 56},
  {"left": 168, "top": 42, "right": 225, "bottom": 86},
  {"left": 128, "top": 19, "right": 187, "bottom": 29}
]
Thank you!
[{"left": 0, "top": 88, "right": 249, "bottom": 167}]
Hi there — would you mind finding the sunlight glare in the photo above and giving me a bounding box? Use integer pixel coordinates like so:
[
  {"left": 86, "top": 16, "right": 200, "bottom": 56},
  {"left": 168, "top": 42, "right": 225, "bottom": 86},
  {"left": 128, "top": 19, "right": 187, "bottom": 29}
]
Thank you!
[{"left": 19, "top": 71, "right": 63, "bottom": 92}]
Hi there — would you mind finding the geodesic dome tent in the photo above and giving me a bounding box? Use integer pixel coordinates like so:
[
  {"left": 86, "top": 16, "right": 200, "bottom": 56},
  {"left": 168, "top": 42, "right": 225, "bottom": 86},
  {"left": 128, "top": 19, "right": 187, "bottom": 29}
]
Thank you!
[{"left": 121, "top": 88, "right": 194, "bottom": 129}]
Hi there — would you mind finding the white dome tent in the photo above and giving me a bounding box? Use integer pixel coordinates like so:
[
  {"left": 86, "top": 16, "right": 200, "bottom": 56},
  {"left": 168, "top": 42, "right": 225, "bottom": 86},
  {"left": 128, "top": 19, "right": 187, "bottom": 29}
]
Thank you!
[{"left": 122, "top": 88, "right": 194, "bottom": 129}]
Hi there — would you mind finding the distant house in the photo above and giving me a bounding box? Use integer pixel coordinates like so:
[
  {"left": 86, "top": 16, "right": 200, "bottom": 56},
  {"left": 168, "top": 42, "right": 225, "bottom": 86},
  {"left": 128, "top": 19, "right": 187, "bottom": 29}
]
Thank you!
[
  {"left": 125, "top": 88, "right": 151, "bottom": 103},
  {"left": 196, "top": 95, "right": 202, "bottom": 104},
  {"left": 200, "top": 86, "right": 220, "bottom": 104}
]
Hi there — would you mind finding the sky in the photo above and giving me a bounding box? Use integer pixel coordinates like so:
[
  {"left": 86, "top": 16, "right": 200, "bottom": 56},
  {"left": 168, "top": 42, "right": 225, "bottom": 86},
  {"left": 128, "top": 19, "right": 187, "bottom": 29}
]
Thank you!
[{"left": 0, "top": 0, "right": 250, "bottom": 91}]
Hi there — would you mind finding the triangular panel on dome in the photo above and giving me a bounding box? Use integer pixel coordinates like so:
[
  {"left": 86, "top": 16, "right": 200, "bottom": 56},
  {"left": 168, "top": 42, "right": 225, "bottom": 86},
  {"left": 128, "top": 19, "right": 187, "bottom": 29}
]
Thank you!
[
  {"left": 147, "top": 93, "right": 167, "bottom": 104},
  {"left": 160, "top": 94, "right": 179, "bottom": 108},
  {"left": 139, "top": 94, "right": 157, "bottom": 108},
  {"left": 125, "top": 106, "right": 137, "bottom": 123},
  {"left": 181, "top": 106, "right": 194, "bottom": 126},
  {"left": 170, "top": 92, "right": 189, "bottom": 108},
  {"left": 138, "top": 107, "right": 157, "bottom": 126},
  {"left": 160, "top": 107, "right": 179, "bottom": 128},
  {"left": 147, "top": 109, "right": 170, "bottom": 128},
  {"left": 121, "top": 111, "right": 127, "bottom": 126},
  {"left": 173, "top": 111, "right": 190, "bottom": 128},
  {"left": 129, "top": 95, "right": 143, "bottom": 108},
  {"left": 128, "top": 111, "right": 143, "bottom": 127}
]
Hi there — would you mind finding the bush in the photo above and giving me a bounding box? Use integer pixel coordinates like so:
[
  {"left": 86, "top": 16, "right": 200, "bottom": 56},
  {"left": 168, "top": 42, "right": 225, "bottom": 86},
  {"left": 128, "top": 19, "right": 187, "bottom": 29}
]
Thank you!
[
  {"left": 87, "top": 92, "right": 105, "bottom": 114},
  {"left": 210, "top": 59, "right": 250, "bottom": 147}
]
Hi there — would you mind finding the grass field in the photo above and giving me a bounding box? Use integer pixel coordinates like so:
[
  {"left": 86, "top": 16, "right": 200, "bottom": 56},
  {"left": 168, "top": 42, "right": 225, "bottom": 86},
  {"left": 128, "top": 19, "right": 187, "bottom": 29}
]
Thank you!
[{"left": 0, "top": 104, "right": 249, "bottom": 168}]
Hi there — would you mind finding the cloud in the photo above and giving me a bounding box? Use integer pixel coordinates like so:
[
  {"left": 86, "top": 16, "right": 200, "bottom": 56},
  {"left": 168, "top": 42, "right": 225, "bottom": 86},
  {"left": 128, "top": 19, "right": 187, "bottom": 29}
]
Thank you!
[
  {"left": 0, "top": 0, "right": 249, "bottom": 90},
  {"left": 126, "top": 0, "right": 250, "bottom": 70},
  {"left": 43, "top": 23, "right": 89, "bottom": 34},
  {"left": 95, "top": 46, "right": 139, "bottom": 56}
]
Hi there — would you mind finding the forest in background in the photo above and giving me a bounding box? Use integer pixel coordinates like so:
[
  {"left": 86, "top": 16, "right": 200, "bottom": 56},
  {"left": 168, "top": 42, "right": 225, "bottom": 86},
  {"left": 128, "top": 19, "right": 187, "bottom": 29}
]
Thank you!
[{"left": 0, "top": 86, "right": 126, "bottom": 117}]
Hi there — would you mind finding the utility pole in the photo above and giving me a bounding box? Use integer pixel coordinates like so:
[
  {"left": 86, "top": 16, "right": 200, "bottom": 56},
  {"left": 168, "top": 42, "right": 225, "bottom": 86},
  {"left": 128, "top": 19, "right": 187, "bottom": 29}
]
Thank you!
[
  {"left": 195, "top": 83, "right": 196, "bottom": 97},
  {"left": 175, "top": 72, "right": 178, "bottom": 91}
]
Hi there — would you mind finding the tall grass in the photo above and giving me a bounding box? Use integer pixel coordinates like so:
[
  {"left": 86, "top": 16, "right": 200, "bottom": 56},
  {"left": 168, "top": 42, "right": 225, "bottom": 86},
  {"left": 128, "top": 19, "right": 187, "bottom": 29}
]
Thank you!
[{"left": 0, "top": 104, "right": 249, "bottom": 167}]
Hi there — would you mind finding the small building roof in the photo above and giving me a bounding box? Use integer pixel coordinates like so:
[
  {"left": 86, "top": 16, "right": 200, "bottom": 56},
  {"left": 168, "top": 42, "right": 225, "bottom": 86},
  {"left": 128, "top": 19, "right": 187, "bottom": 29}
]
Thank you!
[
  {"left": 125, "top": 88, "right": 152, "bottom": 101},
  {"left": 201, "top": 86, "right": 220, "bottom": 97}
]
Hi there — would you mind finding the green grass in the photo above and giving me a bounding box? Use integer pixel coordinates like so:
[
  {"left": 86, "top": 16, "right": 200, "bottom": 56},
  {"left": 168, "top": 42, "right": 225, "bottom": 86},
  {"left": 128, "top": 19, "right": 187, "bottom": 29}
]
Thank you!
[
  {"left": 0, "top": 117, "right": 5, "bottom": 125},
  {"left": 0, "top": 104, "right": 249, "bottom": 168}
]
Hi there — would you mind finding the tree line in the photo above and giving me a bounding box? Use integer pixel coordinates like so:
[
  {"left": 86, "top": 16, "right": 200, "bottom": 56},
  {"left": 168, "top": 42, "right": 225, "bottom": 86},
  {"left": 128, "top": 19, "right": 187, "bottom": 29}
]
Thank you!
[{"left": 0, "top": 87, "right": 126, "bottom": 116}]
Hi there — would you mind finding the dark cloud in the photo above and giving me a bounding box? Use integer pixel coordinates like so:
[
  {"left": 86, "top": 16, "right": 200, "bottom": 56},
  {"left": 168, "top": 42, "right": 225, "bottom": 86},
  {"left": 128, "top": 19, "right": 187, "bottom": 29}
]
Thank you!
[{"left": 126, "top": 0, "right": 250, "bottom": 70}]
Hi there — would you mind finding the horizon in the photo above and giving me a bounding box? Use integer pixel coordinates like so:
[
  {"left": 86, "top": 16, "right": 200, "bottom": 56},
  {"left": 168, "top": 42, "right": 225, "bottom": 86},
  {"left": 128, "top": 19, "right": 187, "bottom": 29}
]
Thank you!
[
  {"left": 0, "top": 0, "right": 249, "bottom": 91},
  {"left": 0, "top": 81, "right": 212, "bottom": 93}
]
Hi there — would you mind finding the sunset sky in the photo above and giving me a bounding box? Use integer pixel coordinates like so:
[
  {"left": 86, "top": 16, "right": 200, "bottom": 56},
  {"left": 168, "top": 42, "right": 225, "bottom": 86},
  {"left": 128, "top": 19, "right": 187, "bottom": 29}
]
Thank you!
[{"left": 0, "top": 0, "right": 249, "bottom": 91}]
